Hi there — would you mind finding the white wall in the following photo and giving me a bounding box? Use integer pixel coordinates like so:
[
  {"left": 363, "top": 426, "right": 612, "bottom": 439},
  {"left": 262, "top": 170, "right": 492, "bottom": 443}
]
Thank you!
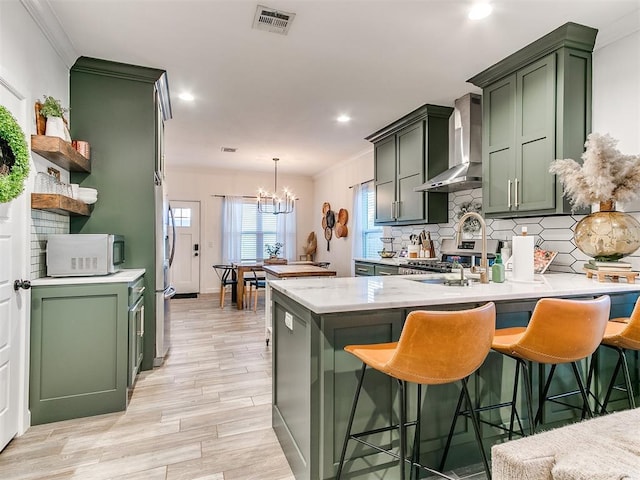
[
  {"left": 312, "top": 149, "right": 374, "bottom": 277},
  {"left": 593, "top": 29, "right": 640, "bottom": 212},
  {"left": 1, "top": 0, "right": 71, "bottom": 435},
  {"left": 593, "top": 31, "right": 639, "bottom": 154},
  {"left": 165, "top": 167, "right": 314, "bottom": 293}
]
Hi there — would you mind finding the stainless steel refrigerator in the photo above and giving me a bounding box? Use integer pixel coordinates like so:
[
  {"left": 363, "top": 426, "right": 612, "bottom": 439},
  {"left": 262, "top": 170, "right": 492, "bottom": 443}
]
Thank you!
[{"left": 154, "top": 181, "right": 176, "bottom": 366}]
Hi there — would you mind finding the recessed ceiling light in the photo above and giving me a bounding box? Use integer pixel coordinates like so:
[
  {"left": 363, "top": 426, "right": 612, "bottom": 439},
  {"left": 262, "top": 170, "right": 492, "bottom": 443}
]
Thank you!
[
  {"left": 337, "top": 114, "right": 351, "bottom": 123},
  {"left": 178, "top": 92, "right": 194, "bottom": 101},
  {"left": 468, "top": 3, "right": 493, "bottom": 20}
]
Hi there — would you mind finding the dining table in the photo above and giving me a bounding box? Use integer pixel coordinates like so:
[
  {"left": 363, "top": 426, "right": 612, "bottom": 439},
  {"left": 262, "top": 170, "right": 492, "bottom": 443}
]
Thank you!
[{"left": 232, "top": 262, "right": 265, "bottom": 310}]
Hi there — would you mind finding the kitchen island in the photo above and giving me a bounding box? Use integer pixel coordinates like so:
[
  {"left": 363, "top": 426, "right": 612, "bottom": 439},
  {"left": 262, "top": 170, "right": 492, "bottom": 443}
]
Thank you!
[
  {"left": 263, "top": 264, "right": 337, "bottom": 345},
  {"left": 268, "top": 273, "right": 640, "bottom": 479}
]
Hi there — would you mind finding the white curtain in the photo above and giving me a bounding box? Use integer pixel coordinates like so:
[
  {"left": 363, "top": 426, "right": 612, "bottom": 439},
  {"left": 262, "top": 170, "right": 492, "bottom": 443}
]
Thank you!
[
  {"left": 277, "top": 208, "right": 297, "bottom": 262},
  {"left": 351, "top": 183, "right": 365, "bottom": 276},
  {"left": 222, "top": 196, "right": 243, "bottom": 264}
]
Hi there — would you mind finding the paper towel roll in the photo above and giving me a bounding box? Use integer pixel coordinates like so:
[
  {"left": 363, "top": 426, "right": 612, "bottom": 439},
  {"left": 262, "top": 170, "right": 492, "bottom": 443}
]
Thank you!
[{"left": 512, "top": 235, "right": 534, "bottom": 282}]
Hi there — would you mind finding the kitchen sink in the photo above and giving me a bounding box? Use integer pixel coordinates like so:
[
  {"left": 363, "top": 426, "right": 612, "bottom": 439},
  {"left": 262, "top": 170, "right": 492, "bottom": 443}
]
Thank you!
[
  {"left": 409, "top": 277, "right": 446, "bottom": 285},
  {"left": 407, "top": 275, "right": 477, "bottom": 286}
]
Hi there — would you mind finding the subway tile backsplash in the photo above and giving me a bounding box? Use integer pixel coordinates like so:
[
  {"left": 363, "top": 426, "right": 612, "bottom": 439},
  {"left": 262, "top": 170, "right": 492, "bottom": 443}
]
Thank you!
[
  {"left": 31, "top": 210, "right": 69, "bottom": 278},
  {"left": 386, "top": 189, "right": 640, "bottom": 273}
]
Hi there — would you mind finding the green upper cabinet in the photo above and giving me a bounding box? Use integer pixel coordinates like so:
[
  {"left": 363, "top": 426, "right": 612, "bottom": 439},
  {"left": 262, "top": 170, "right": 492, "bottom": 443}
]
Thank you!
[
  {"left": 367, "top": 104, "right": 452, "bottom": 226},
  {"left": 469, "top": 22, "right": 597, "bottom": 218}
]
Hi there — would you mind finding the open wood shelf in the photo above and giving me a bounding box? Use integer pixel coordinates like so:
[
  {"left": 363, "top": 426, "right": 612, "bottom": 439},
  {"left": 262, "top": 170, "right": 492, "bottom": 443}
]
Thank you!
[
  {"left": 31, "top": 135, "right": 91, "bottom": 173},
  {"left": 31, "top": 194, "right": 90, "bottom": 216}
]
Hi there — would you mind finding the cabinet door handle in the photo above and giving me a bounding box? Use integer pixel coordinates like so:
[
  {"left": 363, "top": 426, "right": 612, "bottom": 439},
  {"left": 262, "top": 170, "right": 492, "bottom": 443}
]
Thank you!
[
  {"left": 507, "top": 180, "right": 512, "bottom": 208},
  {"left": 356, "top": 268, "right": 368, "bottom": 272},
  {"left": 138, "top": 305, "right": 145, "bottom": 336},
  {"left": 514, "top": 178, "right": 519, "bottom": 208},
  {"left": 395, "top": 201, "right": 400, "bottom": 219},
  {"left": 379, "top": 271, "right": 392, "bottom": 276}
]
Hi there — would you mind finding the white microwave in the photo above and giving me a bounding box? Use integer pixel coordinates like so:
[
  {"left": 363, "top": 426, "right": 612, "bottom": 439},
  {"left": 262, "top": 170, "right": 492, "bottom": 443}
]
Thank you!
[{"left": 46, "top": 234, "right": 125, "bottom": 277}]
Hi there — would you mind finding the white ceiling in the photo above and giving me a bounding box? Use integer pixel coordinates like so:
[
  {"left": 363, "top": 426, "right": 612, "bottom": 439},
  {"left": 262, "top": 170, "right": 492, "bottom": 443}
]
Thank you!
[{"left": 44, "top": 0, "right": 640, "bottom": 177}]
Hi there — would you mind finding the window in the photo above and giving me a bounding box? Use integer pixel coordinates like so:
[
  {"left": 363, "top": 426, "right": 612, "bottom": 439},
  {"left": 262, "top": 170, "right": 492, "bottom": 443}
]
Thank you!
[
  {"left": 361, "top": 182, "right": 382, "bottom": 258},
  {"left": 173, "top": 207, "right": 192, "bottom": 227},
  {"left": 240, "top": 200, "right": 277, "bottom": 261}
]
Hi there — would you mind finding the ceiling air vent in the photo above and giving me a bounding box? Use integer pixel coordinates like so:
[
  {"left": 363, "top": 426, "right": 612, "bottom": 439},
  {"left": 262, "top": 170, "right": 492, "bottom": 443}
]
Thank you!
[
  {"left": 252, "top": 5, "right": 295, "bottom": 35},
  {"left": 220, "top": 147, "right": 237, "bottom": 153}
]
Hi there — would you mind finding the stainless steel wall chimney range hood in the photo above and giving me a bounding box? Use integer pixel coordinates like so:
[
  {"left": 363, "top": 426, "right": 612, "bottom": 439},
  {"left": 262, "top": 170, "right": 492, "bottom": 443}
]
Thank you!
[{"left": 415, "top": 93, "right": 482, "bottom": 192}]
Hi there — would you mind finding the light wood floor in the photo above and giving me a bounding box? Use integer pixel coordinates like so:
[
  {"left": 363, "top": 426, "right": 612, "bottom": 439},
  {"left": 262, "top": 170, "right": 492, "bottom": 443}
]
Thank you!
[
  {"left": 1, "top": 294, "right": 486, "bottom": 480},
  {"left": 0, "top": 294, "right": 294, "bottom": 480}
]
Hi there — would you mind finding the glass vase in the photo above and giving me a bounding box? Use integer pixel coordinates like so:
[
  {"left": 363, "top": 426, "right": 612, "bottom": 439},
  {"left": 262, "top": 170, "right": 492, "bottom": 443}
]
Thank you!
[{"left": 574, "top": 200, "right": 640, "bottom": 261}]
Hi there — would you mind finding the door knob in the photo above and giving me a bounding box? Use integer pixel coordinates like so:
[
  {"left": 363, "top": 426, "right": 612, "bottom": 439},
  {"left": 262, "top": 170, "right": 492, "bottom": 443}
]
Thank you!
[{"left": 14, "top": 279, "right": 31, "bottom": 291}]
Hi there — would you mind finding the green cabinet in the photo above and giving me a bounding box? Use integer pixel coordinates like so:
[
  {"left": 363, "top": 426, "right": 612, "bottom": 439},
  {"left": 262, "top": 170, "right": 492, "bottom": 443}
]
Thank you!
[
  {"left": 469, "top": 22, "right": 597, "bottom": 218},
  {"left": 354, "top": 261, "right": 375, "bottom": 276},
  {"left": 353, "top": 261, "right": 399, "bottom": 276},
  {"left": 70, "top": 57, "right": 171, "bottom": 370},
  {"left": 366, "top": 104, "right": 452, "bottom": 226},
  {"left": 374, "top": 264, "right": 399, "bottom": 276},
  {"left": 30, "top": 274, "right": 144, "bottom": 425}
]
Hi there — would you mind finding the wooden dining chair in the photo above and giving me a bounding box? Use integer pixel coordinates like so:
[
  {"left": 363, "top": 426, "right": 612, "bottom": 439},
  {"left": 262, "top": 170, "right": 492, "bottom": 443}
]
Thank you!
[
  {"left": 212, "top": 264, "right": 237, "bottom": 309},
  {"left": 245, "top": 268, "right": 266, "bottom": 312}
]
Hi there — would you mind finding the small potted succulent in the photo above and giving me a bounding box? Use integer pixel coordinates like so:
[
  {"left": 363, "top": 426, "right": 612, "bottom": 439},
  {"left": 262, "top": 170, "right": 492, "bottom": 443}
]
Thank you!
[
  {"left": 39, "top": 95, "right": 70, "bottom": 142},
  {"left": 265, "top": 242, "right": 284, "bottom": 258},
  {"left": 264, "top": 242, "right": 287, "bottom": 264}
]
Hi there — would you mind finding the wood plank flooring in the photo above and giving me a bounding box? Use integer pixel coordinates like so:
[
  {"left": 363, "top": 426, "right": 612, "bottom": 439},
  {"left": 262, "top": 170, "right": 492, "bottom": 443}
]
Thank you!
[
  {"left": 1, "top": 294, "right": 486, "bottom": 480},
  {"left": 0, "top": 294, "right": 294, "bottom": 480}
]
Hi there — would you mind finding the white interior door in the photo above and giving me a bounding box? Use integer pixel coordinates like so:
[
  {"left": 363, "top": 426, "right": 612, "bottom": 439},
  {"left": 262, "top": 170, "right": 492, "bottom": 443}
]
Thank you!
[
  {"left": 0, "top": 78, "right": 30, "bottom": 451},
  {"left": 171, "top": 201, "right": 201, "bottom": 294}
]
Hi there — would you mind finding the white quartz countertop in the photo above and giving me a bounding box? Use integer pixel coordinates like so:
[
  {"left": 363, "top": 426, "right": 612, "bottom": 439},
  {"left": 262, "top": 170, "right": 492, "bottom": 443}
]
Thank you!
[
  {"left": 31, "top": 268, "right": 145, "bottom": 286},
  {"left": 269, "top": 272, "right": 640, "bottom": 314}
]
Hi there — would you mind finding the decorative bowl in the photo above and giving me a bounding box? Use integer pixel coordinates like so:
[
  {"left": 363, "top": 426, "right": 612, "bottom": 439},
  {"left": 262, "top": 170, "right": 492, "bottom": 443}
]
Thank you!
[{"left": 378, "top": 251, "right": 396, "bottom": 258}]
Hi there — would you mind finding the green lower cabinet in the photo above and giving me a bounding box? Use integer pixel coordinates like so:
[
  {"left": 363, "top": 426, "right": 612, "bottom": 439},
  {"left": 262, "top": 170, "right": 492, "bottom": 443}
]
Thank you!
[
  {"left": 30, "top": 279, "right": 142, "bottom": 425},
  {"left": 271, "top": 290, "right": 639, "bottom": 479},
  {"left": 374, "top": 264, "right": 399, "bottom": 276},
  {"left": 354, "top": 262, "right": 375, "bottom": 277},
  {"left": 353, "top": 261, "right": 399, "bottom": 277}
]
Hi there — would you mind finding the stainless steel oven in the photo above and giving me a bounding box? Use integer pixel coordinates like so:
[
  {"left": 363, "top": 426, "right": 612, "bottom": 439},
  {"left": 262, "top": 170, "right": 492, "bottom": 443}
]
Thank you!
[{"left": 399, "top": 238, "right": 500, "bottom": 274}]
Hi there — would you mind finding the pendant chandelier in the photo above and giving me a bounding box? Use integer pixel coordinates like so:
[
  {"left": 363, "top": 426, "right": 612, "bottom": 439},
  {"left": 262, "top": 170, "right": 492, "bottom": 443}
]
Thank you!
[{"left": 257, "top": 158, "right": 295, "bottom": 215}]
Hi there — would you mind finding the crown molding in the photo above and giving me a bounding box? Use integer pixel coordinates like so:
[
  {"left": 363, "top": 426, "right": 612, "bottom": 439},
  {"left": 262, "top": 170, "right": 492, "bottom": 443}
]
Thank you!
[
  {"left": 20, "top": 0, "right": 77, "bottom": 68},
  {"left": 595, "top": 8, "right": 640, "bottom": 50}
]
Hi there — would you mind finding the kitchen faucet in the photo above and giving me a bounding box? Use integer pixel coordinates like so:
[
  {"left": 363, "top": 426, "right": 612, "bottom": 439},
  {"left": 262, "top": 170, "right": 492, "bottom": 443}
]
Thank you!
[{"left": 456, "top": 212, "right": 489, "bottom": 284}]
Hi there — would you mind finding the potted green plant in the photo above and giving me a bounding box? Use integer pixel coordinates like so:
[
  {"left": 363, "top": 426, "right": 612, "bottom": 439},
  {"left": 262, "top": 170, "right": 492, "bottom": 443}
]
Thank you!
[
  {"left": 265, "top": 242, "right": 284, "bottom": 258},
  {"left": 39, "top": 95, "right": 70, "bottom": 142}
]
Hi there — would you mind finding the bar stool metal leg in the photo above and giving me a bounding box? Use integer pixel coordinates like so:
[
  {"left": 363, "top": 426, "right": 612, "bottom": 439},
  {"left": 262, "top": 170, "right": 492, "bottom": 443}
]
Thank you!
[
  {"left": 411, "top": 384, "right": 422, "bottom": 480},
  {"left": 461, "top": 377, "right": 491, "bottom": 479},
  {"left": 336, "top": 363, "right": 367, "bottom": 480},
  {"left": 439, "top": 378, "right": 491, "bottom": 479},
  {"left": 601, "top": 345, "right": 636, "bottom": 413},
  {"left": 397, "top": 379, "right": 406, "bottom": 479},
  {"left": 571, "top": 361, "right": 594, "bottom": 420}
]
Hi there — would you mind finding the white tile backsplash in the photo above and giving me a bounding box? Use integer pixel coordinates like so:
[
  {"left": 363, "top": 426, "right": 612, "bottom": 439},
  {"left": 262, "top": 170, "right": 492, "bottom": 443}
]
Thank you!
[
  {"left": 31, "top": 210, "right": 69, "bottom": 279},
  {"left": 387, "top": 189, "right": 640, "bottom": 273}
]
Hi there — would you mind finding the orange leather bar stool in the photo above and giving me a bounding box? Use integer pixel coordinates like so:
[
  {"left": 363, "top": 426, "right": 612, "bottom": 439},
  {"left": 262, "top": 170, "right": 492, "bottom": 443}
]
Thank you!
[
  {"left": 490, "top": 296, "right": 611, "bottom": 435},
  {"left": 598, "top": 297, "right": 640, "bottom": 412},
  {"left": 336, "top": 302, "right": 496, "bottom": 480}
]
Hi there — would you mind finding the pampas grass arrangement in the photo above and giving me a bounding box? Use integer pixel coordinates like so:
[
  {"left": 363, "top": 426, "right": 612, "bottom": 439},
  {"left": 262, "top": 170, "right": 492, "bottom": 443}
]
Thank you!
[{"left": 550, "top": 133, "right": 640, "bottom": 210}]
